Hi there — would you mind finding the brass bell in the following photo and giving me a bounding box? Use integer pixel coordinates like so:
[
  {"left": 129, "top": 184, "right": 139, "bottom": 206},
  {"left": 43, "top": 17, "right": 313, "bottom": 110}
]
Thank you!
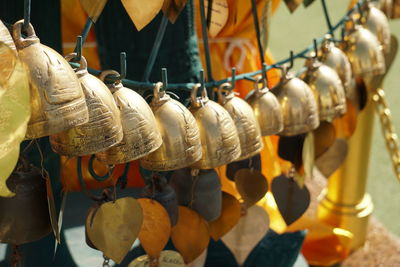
[
  {"left": 373, "top": 0, "right": 393, "bottom": 18},
  {"left": 12, "top": 20, "right": 89, "bottom": 139},
  {"left": 170, "top": 168, "right": 222, "bottom": 222},
  {"left": 140, "top": 82, "right": 202, "bottom": 171},
  {"left": 393, "top": 0, "right": 400, "bottom": 18},
  {"left": 217, "top": 83, "right": 263, "bottom": 161},
  {"left": 361, "top": 1, "right": 391, "bottom": 54},
  {"left": 319, "top": 35, "right": 354, "bottom": 100},
  {"left": 300, "top": 57, "right": 347, "bottom": 122},
  {"left": 95, "top": 70, "right": 162, "bottom": 164},
  {"left": 245, "top": 76, "right": 284, "bottom": 136},
  {"left": 189, "top": 83, "right": 241, "bottom": 169},
  {"left": 50, "top": 54, "right": 123, "bottom": 156},
  {"left": 0, "top": 158, "right": 51, "bottom": 244},
  {"left": 272, "top": 67, "right": 320, "bottom": 136},
  {"left": 341, "top": 19, "right": 385, "bottom": 79},
  {"left": 0, "top": 20, "right": 16, "bottom": 52}
]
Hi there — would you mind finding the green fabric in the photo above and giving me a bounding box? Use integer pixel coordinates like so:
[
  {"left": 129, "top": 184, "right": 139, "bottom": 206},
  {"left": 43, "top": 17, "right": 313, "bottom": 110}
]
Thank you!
[
  {"left": 0, "top": 0, "right": 62, "bottom": 52},
  {"left": 94, "top": 0, "right": 202, "bottom": 98}
]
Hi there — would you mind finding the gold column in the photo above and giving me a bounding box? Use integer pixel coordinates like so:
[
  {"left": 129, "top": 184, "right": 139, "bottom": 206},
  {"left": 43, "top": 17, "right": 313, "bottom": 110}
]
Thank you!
[{"left": 318, "top": 96, "right": 375, "bottom": 250}]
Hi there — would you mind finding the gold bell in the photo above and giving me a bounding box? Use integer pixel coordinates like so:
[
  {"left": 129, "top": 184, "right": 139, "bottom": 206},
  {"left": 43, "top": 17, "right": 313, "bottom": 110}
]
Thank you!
[
  {"left": 189, "top": 83, "right": 241, "bottom": 169},
  {"left": 361, "top": 1, "right": 391, "bottom": 54},
  {"left": 341, "top": 19, "right": 385, "bottom": 79},
  {"left": 272, "top": 68, "right": 320, "bottom": 136},
  {"left": 393, "top": 0, "right": 400, "bottom": 18},
  {"left": 218, "top": 83, "right": 263, "bottom": 161},
  {"left": 373, "top": 0, "right": 393, "bottom": 18},
  {"left": 140, "top": 82, "right": 202, "bottom": 171},
  {"left": 246, "top": 76, "right": 284, "bottom": 136},
  {"left": 95, "top": 70, "right": 163, "bottom": 164},
  {"left": 50, "top": 54, "right": 123, "bottom": 156},
  {"left": 0, "top": 20, "right": 16, "bottom": 52},
  {"left": 12, "top": 20, "right": 89, "bottom": 139},
  {"left": 300, "top": 57, "right": 347, "bottom": 122},
  {"left": 319, "top": 35, "right": 354, "bottom": 100}
]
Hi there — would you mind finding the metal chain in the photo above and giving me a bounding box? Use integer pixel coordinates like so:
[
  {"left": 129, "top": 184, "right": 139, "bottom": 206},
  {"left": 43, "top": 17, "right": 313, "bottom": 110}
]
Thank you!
[
  {"left": 102, "top": 255, "right": 110, "bottom": 267},
  {"left": 372, "top": 88, "right": 400, "bottom": 181}
]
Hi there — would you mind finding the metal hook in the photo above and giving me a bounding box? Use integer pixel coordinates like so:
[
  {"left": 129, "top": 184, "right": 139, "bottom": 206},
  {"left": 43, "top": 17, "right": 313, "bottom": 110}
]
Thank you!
[
  {"left": 313, "top": 38, "right": 318, "bottom": 58},
  {"left": 262, "top": 63, "right": 269, "bottom": 83},
  {"left": 23, "top": 0, "right": 31, "bottom": 32},
  {"left": 288, "top": 50, "right": 294, "bottom": 70},
  {"left": 200, "top": 69, "right": 206, "bottom": 93},
  {"left": 230, "top": 67, "right": 236, "bottom": 89},
  {"left": 120, "top": 52, "right": 127, "bottom": 80},
  {"left": 74, "top": 36, "right": 82, "bottom": 61},
  {"left": 162, "top": 68, "right": 168, "bottom": 90},
  {"left": 320, "top": 0, "right": 334, "bottom": 37}
]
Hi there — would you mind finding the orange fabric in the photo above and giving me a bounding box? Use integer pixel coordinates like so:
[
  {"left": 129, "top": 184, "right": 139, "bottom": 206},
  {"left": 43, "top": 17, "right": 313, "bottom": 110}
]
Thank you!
[
  {"left": 60, "top": 156, "right": 144, "bottom": 192},
  {"left": 195, "top": 0, "right": 284, "bottom": 186},
  {"left": 61, "top": 0, "right": 101, "bottom": 69}
]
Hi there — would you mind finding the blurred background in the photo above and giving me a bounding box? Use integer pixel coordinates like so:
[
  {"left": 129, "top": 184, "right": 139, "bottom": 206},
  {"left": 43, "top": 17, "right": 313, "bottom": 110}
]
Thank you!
[{"left": 269, "top": 0, "right": 400, "bottom": 236}]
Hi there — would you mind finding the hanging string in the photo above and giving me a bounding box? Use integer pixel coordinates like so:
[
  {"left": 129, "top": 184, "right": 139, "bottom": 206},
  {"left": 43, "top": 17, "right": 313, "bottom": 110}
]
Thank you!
[
  {"left": 142, "top": 15, "right": 169, "bottom": 82},
  {"left": 199, "top": 0, "right": 215, "bottom": 97},
  {"left": 321, "top": 0, "right": 334, "bottom": 37},
  {"left": 70, "top": 0, "right": 365, "bottom": 92}
]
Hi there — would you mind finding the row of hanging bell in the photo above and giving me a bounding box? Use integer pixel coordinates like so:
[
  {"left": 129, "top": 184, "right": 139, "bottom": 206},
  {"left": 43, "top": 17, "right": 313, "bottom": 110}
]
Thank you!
[{"left": 50, "top": 60, "right": 163, "bottom": 165}]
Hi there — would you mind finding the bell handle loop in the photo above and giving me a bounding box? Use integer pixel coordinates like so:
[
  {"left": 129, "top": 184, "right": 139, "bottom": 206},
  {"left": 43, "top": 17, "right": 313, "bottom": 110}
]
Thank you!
[
  {"left": 88, "top": 155, "right": 114, "bottom": 182},
  {"left": 153, "top": 82, "right": 164, "bottom": 102},
  {"left": 99, "top": 69, "right": 121, "bottom": 84},
  {"left": 217, "top": 82, "right": 233, "bottom": 104},
  {"left": 253, "top": 75, "right": 268, "bottom": 92},
  {"left": 12, "top": 19, "right": 37, "bottom": 49},
  {"left": 65, "top": 52, "right": 88, "bottom": 72},
  {"left": 190, "top": 83, "right": 206, "bottom": 106}
]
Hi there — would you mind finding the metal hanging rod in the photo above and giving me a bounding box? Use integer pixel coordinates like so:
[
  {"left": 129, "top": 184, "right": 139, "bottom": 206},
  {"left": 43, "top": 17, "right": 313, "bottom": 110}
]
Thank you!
[{"left": 68, "top": 0, "right": 365, "bottom": 93}]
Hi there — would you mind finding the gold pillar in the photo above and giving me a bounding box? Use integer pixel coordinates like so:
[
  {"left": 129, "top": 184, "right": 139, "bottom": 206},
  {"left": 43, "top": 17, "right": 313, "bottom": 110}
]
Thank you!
[{"left": 318, "top": 96, "right": 375, "bottom": 250}]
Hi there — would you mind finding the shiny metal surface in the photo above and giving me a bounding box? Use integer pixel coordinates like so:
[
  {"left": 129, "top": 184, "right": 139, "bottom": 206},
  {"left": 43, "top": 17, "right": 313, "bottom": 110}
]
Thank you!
[
  {"left": 272, "top": 70, "right": 320, "bottom": 136},
  {"left": 50, "top": 55, "right": 123, "bottom": 156},
  {"left": 96, "top": 70, "right": 162, "bottom": 164},
  {"left": 12, "top": 21, "right": 89, "bottom": 139},
  {"left": 218, "top": 83, "right": 263, "bottom": 161},
  {"left": 140, "top": 83, "right": 202, "bottom": 171},
  {"left": 319, "top": 36, "right": 355, "bottom": 101},
  {"left": 189, "top": 84, "right": 240, "bottom": 169},
  {"left": 300, "top": 58, "right": 347, "bottom": 122},
  {"left": 0, "top": 20, "right": 16, "bottom": 52},
  {"left": 362, "top": 3, "right": 391, "bottom": 54},
  {"left": 342, "top": 22, "right": 385, "bottom": 80},
  {"left": 246, "top": 78, "right": 284, "bottom": 136}
]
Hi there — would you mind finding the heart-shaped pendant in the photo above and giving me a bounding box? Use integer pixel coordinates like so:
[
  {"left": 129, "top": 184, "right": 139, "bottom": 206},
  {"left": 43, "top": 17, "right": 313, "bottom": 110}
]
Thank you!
[
  {"left": 271, "top": 175, "right": 310, "bottom": 226},
  {"left": 221, "top": 205, "right": 270, "bottom": 265},
  {"left": 209, "top": 192, "right": 242, "bottom": 241},
  {"left": 171, "top": 207, "right": 210, "bottom": 264},
  {"left": 86, "top": 197, "right": 144, "bottom": 264},
  {"left": 137, "top": 198, "right": 171, "bottom": 259}
]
